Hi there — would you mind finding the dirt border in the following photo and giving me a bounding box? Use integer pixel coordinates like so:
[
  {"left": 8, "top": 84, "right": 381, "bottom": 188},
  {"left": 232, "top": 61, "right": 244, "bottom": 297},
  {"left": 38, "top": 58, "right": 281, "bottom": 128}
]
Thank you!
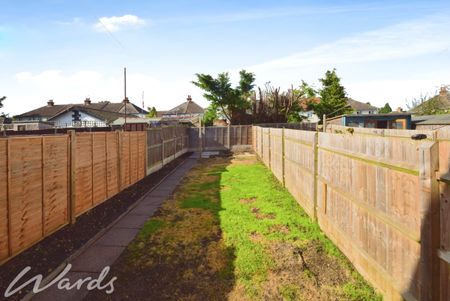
[{"left": 0, "top": 152, "right": 192, "bottom": 301}]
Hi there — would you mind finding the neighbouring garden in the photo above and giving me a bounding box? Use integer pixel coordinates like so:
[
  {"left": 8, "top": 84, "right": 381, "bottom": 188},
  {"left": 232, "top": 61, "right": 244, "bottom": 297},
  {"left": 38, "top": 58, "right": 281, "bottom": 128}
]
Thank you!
[{"left": 86, "top": 154, "right": 381, "bottom": 300}]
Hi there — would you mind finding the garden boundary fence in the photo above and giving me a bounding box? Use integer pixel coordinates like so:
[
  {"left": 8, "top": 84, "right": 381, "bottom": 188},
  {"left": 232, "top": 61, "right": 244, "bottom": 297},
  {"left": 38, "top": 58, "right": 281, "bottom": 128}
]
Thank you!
[
  {"left": 0, "top": 126, "right": 189, "bottom": 264},
  {"left": 253, "top": 125, "right": 450, "bottom": 301}
]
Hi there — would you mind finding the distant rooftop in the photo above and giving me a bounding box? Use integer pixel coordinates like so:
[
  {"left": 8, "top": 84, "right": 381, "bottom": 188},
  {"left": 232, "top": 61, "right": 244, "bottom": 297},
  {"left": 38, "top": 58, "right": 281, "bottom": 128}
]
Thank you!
[{"left": 164, "top": 95, "right": 204, "bottom": 115}]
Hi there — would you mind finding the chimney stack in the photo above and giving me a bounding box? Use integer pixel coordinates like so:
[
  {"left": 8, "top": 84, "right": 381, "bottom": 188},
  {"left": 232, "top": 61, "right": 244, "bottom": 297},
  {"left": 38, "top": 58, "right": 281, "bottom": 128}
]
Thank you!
[
  {"left": 440, "top": 86, "right": 448, "bottom": 97},
  {"left": 123, "top": 97, "right": 130, "bottom": 103},
  {"left": 47, "top": 99, "right": 54, "bottom": 107},
  {"left": 396, "top": 107, "right": 404, "bottom": 112},
  {"left": 187, "top": 95, "right": 192, "bottom": 102},
  {"left": 84, "top": 97, "right": 91, "bottom": 105}
]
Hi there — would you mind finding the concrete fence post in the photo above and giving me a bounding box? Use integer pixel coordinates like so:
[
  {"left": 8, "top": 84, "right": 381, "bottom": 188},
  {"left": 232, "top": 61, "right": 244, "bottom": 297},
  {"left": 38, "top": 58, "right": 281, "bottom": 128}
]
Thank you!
[
  {"left": 313, "top": 131, "right": 319, "bottom": 221},
  {"left": 418, "top": 141, "right": 440, "bottom": 301}
]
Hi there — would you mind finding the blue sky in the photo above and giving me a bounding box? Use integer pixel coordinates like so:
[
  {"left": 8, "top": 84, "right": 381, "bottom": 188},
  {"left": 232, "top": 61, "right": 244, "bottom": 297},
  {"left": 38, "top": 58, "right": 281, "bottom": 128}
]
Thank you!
[{"left": 1, "top": 0, "right": 449, "bottom": 115}]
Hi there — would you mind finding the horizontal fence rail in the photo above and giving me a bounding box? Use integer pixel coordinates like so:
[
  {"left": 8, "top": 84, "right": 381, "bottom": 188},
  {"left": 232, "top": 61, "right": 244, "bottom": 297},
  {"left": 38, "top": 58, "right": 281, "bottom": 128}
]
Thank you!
[
  {"left": 0, "top": 126, "right": 190, "bottom": 264},
  {"left": 188, "top": 125, "right": 253, "bottom": 151},
  {"left": 253, "top": 125, "right": 450, "bottom": 301}
]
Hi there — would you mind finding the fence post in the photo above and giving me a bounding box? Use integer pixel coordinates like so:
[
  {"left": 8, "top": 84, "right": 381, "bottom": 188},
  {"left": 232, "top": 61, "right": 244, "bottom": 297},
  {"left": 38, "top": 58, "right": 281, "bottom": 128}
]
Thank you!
[
  {"left": 281, "top": 127, "right": 286, "bottom": 187},
  {"left": 268, "top": 128, "right": 271, "bottom": 169},
  {"left": 68, "top": 130, "right": 77, "bottom": 224},
  {"left": 419, "top": 141, "right": 440, "bottom": 301},
  {"left": 116, "top": 130, "right": 122, "bottom": 191},
  {"left": 6, "top": 138, "right": 12, "bottom": 256},
  {"left": 161, "top": 134, "right": 165, "bottom": 166},
  {"left": 227, "top": 125, "right": 231, "bottom": 149},
  {"left": 144, "top": 130, "right": 149, "bottom": 176},
  {"left": 313, "top": 131, "right": 319, "bottom": 221}
]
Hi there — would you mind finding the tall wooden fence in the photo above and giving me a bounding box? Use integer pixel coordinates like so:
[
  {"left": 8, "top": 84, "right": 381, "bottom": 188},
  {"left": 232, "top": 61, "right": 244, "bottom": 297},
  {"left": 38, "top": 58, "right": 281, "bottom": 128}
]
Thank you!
[
  {"left": 253, "top": 125, "right": 449, "bottom": 301},
  {"left": 0, "top": 127, "right": 190, "bottom": 264},
  {"left": 188, "top": 125, "right": 252, "bottom": 151},
  {"left": 147, "top": 126, "right": 189, "bottom": 174},
  {"left": 437, "top": 127, "right": 450, "bottom": 301}
]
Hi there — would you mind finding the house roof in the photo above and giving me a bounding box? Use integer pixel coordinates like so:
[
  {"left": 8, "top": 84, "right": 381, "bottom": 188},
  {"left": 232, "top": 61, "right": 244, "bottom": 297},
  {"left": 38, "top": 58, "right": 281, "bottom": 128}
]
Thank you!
[
  {"left": 346, "top": 98, "right": 378, "bottom": 111},
  {"left": 165, "top": 96, "right": 204, "bottom": 115},
  {"left": 413, "top": 114, "right": 450, "bottom": 125},
  {"left": 111, "top": 117, "right": 151, "bottom": 125},
  {"left": 409, "top": 88, "right": 450, "bottom": 114},
  {"left": 17, "top": 100, "right": 148, "bottom": 120}
]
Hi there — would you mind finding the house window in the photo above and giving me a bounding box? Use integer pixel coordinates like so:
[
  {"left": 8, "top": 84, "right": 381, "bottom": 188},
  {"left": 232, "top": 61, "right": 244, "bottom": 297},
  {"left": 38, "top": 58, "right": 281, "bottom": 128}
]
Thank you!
[{"left": 17, "top": 125, "right": 26, "bottom": 131}]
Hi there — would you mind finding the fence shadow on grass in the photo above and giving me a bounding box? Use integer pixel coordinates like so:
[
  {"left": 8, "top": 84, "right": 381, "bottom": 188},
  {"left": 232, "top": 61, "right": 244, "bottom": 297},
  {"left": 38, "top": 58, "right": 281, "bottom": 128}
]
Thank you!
[{"left": 84, "top": 156, "right": 237, "bottom": 301}]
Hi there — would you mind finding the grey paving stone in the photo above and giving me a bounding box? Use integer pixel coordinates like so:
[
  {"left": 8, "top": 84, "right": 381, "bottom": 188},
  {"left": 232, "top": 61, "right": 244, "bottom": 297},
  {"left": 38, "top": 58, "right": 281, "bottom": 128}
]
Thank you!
[
  {"left": 70, "top": 246, "right": 124, "bottom": 273},
  {"left": 113, "top": 214, "right": 149, "bottom": 229},
  {"left": 95, "top": 228, "right": 139, "bottom": 247},
  {"left": 128, "top": 204, "right": 158, "bottom": 216},
  {"left": 140, "top": 196, "right": 166, "bottom": 207}
]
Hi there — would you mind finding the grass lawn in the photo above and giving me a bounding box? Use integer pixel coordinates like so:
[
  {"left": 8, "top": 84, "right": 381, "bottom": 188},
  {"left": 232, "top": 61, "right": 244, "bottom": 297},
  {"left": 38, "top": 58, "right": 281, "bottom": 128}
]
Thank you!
[{"left": 87, "top": 154, "right": 381, "bottom": 300}]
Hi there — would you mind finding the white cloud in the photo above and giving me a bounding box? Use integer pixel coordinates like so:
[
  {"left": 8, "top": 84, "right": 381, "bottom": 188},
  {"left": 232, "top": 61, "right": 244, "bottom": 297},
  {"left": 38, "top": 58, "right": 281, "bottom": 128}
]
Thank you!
[
  {"left": 249, "top": 14, "right": 450, "bottom": 72},
  {"left": 94, "top": 15, "right": 147, "bottom": 32}
]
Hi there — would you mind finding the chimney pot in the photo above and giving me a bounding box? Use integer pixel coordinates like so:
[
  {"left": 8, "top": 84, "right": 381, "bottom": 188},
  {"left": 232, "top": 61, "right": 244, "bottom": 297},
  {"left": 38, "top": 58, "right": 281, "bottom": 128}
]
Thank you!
[
  {"left": 187, "top": 95, "right": 192, "bottom": 102},
  {"left": 47, "top": 99, "right": 54, "bottom": 107},
  {"left": 84, "top": 97, "right": 91, "bottom": 105}
]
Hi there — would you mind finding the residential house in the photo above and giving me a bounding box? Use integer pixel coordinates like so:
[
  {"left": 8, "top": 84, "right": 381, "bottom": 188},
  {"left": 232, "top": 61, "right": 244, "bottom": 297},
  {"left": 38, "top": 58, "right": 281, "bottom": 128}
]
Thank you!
[
  {"left": 412, "top": 114, "right": 450, "bottom": 130},
  {"left": 299, "top": 97, "right": 379, "bottom": 122},
  {"left": 161, "top": 95, "right": 204, "bottom": 125},
  {"left": 15, "top": 98, "right": 148, "bottom": 128},
  {"left": 409, "top": 86, "right": 450, "bottom": 115},
  {"left": 327, "top": 112, "right": 412, "bottom": 129},
  {"left": 347, "top": 98, "right": 378, "bottom": 114}
]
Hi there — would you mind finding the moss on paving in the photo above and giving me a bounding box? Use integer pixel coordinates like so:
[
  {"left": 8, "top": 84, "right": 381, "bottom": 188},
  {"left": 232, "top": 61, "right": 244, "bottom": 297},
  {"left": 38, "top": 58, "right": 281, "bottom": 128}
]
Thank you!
[{"left": 96, "top": 155, "right": 382, "bottom": 300}]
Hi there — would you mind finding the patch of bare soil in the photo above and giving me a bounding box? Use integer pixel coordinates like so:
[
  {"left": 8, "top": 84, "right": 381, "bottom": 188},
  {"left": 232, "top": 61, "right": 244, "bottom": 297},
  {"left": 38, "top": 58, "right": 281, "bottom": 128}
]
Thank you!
[
  {"left": 268, "top": 224, "right": 290, "bottom": 234},
  {"left": 262, "top": 240, "right": 350, "bottom": 301},
  {"left": 239, "top": 197, "right": 257, "bottom": 204},
  {"left": 251, "top": 207, "right": 276, "bottom": 220},
  {"left": 0, "top": 153, "right": 192, "bottom": 301}
]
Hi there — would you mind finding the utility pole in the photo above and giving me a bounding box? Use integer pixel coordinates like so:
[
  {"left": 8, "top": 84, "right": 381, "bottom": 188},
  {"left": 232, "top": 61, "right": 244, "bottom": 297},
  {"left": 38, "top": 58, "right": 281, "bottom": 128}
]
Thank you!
[{"left": 124, "top": 67, "right": 127, "bottom": 131}]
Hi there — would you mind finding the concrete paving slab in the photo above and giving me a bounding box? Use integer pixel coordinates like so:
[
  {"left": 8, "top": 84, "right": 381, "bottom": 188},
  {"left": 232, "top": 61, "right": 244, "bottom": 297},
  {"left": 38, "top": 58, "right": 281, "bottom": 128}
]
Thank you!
[
  {"left": 95, "top": 228, "right": 140, "bottom": 247},
  {"left": 113, "top": 214, "right": 149, "bottom": 229},
  {"left": 70, "top": 246, "right": 124, "bottom": 273},
  {"left": 128, "top": 204, "right": 158, "bottom": 216}
]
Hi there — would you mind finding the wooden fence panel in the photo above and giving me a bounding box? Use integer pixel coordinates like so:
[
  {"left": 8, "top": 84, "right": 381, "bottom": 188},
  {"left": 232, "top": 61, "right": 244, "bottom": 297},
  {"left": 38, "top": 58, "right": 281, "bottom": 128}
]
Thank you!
[
  {"left": 437, "top": 127, "right": 450, "bottom": 301},
  {"left": 0, "top": 140, "right": 7, "bottom": 261},
  {"left": 137, "top": 131, "right": 146, "bottom": 179},
  {"left": 74, "top": 133, "right": 93, "bottom": 215},
  {"left": 269, "top": 128, "right": 283, "bottom": 183},
  {"left": 120, "top": 132, "right": 131, "bottom": 189},
  {"left": 92, "top": 133, "right": 107, "bottom": 206},
  {"left": 204, "top": 127, "right": 227, "bottom": 150},
  {"left": 129, "top": 132, "right": 139, "bottom": 184},
  {"left": 42, "top": 136, "right": 69, "bottom": 235},
  {"left": 317, "top": 133, "right": 437, "bottom": 301},
  {"left": 9, "top": 138, "right": 43, "bottom": 255},
  {"left": 284, "top": 129, "right": 316, "bottom": 217},
  {"left": 262, "top": 128, "right": 270, "bottom": 167},
  {"left": 106, "top": 133, "right": 119, "bottom": 198}
]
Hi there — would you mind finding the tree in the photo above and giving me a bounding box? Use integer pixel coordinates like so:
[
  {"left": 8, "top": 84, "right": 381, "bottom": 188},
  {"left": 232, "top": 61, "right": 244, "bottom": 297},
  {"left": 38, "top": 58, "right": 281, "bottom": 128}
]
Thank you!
[
  {"left": 379, "top": 103, "right": 392, "bottom": 113},
  {"left": 146, "top": 106, "right": 157, "bottom": 118},
  {"left": 192, "top": 70, "right": 255, "bottom": 124},
  {"left": 309, "top": 69, "right": 352, "bottom": 123},
  {"left": 202, "top": 104, "right": 218, "bottom": 126},
  {"left": 0, "top": 96, "right": 5, "bottom": 109}
]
